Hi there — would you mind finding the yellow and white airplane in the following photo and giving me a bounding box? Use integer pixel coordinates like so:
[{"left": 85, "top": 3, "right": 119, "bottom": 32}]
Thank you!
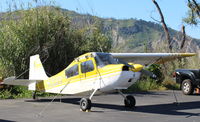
[{"left": 2, "top": 52, "right": 195, "bottom": 111}]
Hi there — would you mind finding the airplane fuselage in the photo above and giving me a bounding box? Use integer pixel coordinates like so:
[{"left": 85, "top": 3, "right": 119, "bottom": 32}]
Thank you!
[{"left": 35, "top": 52, "right": 142, "bottom": 95}]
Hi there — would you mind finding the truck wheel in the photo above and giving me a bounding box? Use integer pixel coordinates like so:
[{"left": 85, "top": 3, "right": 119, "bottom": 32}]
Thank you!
[{"left": 181, "top": 79, "right": 194, "bottom": 95}]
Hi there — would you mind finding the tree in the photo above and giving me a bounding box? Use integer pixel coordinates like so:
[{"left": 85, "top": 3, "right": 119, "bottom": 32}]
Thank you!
[
  {"left": 184, "top": 0, "right": 200, "bottom": 25},
  {"left": 0, "top": 6, "right": 112, "bottom": 78}
]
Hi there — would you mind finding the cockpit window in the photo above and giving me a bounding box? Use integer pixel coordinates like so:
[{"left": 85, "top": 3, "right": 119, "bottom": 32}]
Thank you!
[
  {"left": 95, "top": 53, "right": 119, "bottom": 67},
  {"left": 65, "top": 64, "right": 79, "bottom": 78},
  {"left": 81, "top": 60, "right": 94, "bottom": 73}
]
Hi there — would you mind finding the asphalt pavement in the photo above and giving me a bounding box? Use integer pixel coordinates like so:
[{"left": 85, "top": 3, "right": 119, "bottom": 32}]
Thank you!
[{"left": 0, "top": 90, "right": 200, "bottom": 122}]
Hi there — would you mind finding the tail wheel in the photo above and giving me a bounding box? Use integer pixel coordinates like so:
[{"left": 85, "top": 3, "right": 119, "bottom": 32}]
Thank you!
[
  {"left": 124, "top": 95, "right": 136, "bottom": 108},
  {"left": 80, "top": 98, "right": 92, "bottom": 111},
  {"left": 32, "top": 91, "right": 37, "bottom": 100},
  {"left": 181, "top": 79, "right": 194, "bottom": 95}
]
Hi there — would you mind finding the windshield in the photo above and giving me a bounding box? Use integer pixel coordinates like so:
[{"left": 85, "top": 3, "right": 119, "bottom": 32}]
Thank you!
[{"left": 95, "top": 53, "right": 119, "bottom": 67}]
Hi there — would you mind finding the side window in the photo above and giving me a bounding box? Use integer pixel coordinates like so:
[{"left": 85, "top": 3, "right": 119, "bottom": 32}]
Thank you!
[
  {"left": 95, "top": 57, "right": 104, "bottom": 67},
  {"left": 81, "top": 60, "right": 94, "bottom": 73},
  {"left": 65, "top": 64, "right": 79, "bottom": 78}
]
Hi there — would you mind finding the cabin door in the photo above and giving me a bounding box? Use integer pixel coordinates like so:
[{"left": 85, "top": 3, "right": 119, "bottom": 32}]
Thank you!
[{"left": 80, "top": 59, "right": 98, "bottom": 91}]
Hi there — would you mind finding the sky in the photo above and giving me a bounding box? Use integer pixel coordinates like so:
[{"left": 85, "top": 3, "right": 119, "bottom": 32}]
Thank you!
[{"left": 0, "top": 0, "right": 200, "bottom": 39}]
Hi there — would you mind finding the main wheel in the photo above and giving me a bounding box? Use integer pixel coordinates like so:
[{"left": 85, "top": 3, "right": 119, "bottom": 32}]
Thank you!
[
  {"left": 181, "top": 79, "right": 194, "bottom": 95},
  {"left": 80, "top": 98, "right": 92, "bottom": 111},
  {"left": 124, "top": 95, "right": 136, "bottom": 108}
]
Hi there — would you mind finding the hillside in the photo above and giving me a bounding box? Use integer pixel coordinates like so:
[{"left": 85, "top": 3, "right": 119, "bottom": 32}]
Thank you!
[
  {"left": 1, "top": 7, "right": 199, "bottom": 54},
  {"left": 63, "top": 9, "right": 200, "bottom": 53}
]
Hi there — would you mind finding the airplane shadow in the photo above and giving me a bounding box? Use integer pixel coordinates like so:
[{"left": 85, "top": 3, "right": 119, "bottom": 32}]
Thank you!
[
  {"left": 26, "top": 97, "right": 132, "bottom": 112},
  {"left": 135, "top": 101, "right": 200, "bottom": 117},
  {"left": 0, "top": 119, "right": 16, "bottom": 122},
  {"left": 26, "top": 97, "right": 200, "bottom": 116}
]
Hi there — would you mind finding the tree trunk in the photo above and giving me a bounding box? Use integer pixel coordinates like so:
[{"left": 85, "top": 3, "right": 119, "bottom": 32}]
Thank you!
[
  {"left": 180, "top": 25, "right": 186, "bottom": 50},
  {"left": 152, "top": 0, "right": 172, "bottom": 51}
]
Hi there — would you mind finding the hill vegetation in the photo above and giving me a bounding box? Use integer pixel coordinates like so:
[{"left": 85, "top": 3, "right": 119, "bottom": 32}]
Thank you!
[{"left": 63, "top": 9, "right": 200, "bottom": 53}]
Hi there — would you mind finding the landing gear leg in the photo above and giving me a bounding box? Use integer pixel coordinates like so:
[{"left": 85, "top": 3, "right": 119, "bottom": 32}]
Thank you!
[
  {"left": 80, "top": 89, "right": 98, "bottom": 112},
  {"left": 32, "top": 91, "right": 37, "bottom": 100},
  {"left": 118, "top": 90, "right": 136, "bottom": 108}
]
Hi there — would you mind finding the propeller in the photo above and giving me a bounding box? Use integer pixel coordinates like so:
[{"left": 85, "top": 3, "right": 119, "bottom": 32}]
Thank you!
[
  {"left": 116, "top": 58, "right": 157, "bottom": 79},
  {"left": 140, "top": 69, "right": 157, "bottom": 79}
]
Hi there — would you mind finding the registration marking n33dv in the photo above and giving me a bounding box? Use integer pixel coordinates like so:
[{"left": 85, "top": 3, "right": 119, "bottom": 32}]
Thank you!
[{"left": 2, "top": 52, "right": 195, "bottom": 111}]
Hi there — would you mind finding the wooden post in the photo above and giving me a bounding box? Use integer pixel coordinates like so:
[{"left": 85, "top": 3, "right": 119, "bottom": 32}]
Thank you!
[{"left": 0, "top": 77, "right": 3, "bottom": 88}]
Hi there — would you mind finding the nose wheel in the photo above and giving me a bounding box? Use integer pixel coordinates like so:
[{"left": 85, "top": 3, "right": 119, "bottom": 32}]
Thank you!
[
  {"left": 118, "top": 89, "right": 136, "bottom": 109},
  {"left": 124, "top": 95, "right": 136, "bottom": 108}
]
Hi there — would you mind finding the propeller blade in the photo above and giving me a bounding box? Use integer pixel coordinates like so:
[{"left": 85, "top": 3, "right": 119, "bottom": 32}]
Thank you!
[{"left": 141, "top": 69, "right": 157, "bottom": 79}]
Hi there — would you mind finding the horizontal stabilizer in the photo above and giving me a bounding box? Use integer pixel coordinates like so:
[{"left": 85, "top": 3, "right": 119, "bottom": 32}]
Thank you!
[{"left": 3, "top": 76, "right": 42, "bottom": 86}]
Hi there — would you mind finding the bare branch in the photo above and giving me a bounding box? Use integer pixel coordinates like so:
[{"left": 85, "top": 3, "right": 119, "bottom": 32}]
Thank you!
[
  {"left": 150, "top": 16, "right": 161, "bottom": 23},
  {"left": 150, "top": 10, "right": 161, "bottom": 23},
  {"left": 180, "top": 25, "right": 186, "bottom": 49},
  {"left": 152, "top": 0, "right": 172, "bottom": 51}
]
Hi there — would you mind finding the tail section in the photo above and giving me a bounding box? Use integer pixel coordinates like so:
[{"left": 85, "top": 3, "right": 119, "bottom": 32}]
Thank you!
[
  {"left": 29, "top": 54, "right": 48, "bottom": 90},
  {"left": 29, "top": 54, "right": 48, "bottom": 80}
]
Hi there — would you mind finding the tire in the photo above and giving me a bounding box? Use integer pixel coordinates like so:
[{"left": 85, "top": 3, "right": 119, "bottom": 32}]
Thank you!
[
  {"left": 124, "top": 95, "right": 136, "bottom": 108},
  {"left": 181, "top": 79, "right": 194, "bottom": 95},
  {"left": 80, "top": 98, "right": 92, "bottom": 111}
]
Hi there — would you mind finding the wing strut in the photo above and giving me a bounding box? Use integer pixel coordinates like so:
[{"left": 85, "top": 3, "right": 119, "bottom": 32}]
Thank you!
[{"left": 37, "top": 80, "right": 71, "bottom": 117}]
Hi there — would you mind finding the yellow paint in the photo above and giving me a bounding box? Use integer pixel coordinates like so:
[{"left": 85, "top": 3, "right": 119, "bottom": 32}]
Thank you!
[
  {"left": 34, "top": 60, "right": 43, "bottom": 69},
  {"left": 132, "top": 64, "right": 144, "bottom": 72},
  {"left": 180, "top": 53, "right": 196, "bottom": 56},
  {"left": 36, "top": 52, "right": 126, "bottom": 92},
  {"left": 156, "top": 53, "right": 196, "bottom": 64},
  {"left": 127, "top": 63, "right": 144, "bottom": 72}
]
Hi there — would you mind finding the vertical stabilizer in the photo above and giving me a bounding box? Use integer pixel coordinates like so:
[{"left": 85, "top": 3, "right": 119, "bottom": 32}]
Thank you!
[
  {"left": 29, "top": 54, "right": 48, "bottom": 80},
  {"left": 28, "top": 54, "right": 48, "bottom": 90}
]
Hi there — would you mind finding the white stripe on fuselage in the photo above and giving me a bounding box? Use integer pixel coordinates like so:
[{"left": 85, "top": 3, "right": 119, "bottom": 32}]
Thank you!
[{"left": 45, "top": 71, "right": 141, "bottom": 95}]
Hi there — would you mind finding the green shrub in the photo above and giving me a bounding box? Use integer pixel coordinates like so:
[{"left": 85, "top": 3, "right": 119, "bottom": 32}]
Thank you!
[
  {"left": 146, "top": 64, "right": 164, "bottom": 84},
  {"left": 127, "top": 78, "right": 165, "bottom": 92},
  {"left": 0, "top": 6, "right": 112, "bottom": 99}
]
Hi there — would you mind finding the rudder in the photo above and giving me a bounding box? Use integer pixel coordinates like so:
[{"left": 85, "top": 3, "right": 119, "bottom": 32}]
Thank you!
[
  {"left": 29, "top": 54, "right": 48, "bottom": 90},
  {"left": 29, "top": 54, "right": 48, "bottom": 80}
]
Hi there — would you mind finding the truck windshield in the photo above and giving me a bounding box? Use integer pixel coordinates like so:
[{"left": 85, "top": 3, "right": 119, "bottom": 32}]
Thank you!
[{"left": 95, "top": 53, "right": 119, "bottom": 67}]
